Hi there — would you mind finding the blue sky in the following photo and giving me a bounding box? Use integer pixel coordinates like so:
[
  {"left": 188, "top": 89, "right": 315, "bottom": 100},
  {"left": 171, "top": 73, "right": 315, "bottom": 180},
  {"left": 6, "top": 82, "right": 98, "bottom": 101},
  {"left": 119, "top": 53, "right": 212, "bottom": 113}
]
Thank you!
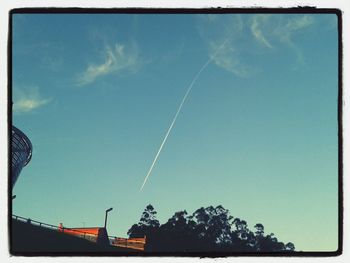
[{"left": 12, "top": 13, "right": 338, "bottom": 251}]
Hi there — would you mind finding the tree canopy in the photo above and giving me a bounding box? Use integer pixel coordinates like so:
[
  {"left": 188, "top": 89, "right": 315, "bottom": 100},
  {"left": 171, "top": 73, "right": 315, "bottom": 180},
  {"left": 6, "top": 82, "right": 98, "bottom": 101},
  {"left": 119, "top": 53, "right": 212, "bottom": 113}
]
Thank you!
[{"left": 127, "top": 204, "right": 295, "bottom": 253}]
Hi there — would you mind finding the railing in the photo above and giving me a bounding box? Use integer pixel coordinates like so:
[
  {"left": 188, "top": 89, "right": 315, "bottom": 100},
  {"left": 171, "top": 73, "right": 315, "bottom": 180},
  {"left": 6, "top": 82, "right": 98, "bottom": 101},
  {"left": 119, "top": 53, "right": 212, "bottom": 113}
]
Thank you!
[
  {"left": 12, "top": 214, "right": 99, "bottom": 243},
  {"left": 12, "top": 214, "right": 61, "bottom": 232},
  {"left": 12, "top": 214, "right": 146, "bottom": 250},
  {"left": 109, "top": 236, "right": 146, "bottom": 251}
]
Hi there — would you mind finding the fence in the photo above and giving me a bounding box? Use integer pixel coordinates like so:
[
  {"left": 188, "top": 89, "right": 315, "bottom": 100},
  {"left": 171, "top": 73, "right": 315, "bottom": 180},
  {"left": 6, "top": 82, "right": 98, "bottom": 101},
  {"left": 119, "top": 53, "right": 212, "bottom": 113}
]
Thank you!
[
  {"left": 12, "top": 214, "right": 147, "bottom": 250},
  {"left": 12, "top": 215, "right": 108, "bottom": 245},
  {"left": 110, "top": 236, "right": 146, "bottom": 251},
  {"left": 12, "top": 214, "right": 62, "bottom": 232}
]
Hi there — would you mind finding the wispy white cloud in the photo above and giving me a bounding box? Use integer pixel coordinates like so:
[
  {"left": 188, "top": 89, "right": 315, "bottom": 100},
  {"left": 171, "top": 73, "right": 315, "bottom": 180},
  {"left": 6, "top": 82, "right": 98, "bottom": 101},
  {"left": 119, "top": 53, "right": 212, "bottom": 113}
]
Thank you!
[
  {"left": 274, "top": 15, "right": 314, "bottom": 44},
  {"left": 286, "top": 15, "right": 314, "bottom": 31},
  {"left": 273, "top": 15, "right": 314, "bottom": 64},
  {"left": 251, "top": 15, "right": 273, "bottom": 48},
  {"left": 76, "top": 42, "right": 140, "bottom": 86},
  {"left": 209, "top": 39, "right": 253, "bottom": 78},
  {"left": 198, "top": 14, "right": 316, "bottom": 76},
  {"left": 198, "top": 15, "right": 254, "bottom": 77},
  {"left": 13, "top": 86, "right": 51, "bottom": 113},
  {"left": 250, "top": 14, "right": 314, "bottom": 48}
]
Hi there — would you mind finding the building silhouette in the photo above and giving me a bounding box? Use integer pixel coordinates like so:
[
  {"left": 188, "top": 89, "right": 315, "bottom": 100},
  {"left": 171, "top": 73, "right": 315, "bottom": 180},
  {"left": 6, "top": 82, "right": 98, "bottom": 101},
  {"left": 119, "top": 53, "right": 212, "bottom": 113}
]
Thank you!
[{"left": 11, "top": 126, "right": 32, "bottom": 188}]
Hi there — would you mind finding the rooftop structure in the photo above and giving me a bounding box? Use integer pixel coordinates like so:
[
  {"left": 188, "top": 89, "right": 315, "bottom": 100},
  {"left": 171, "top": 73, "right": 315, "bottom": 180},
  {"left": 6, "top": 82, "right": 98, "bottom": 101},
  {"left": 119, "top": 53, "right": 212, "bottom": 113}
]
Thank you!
[{"left": 11, "top": 126, "right": 32, "bottom": 188}]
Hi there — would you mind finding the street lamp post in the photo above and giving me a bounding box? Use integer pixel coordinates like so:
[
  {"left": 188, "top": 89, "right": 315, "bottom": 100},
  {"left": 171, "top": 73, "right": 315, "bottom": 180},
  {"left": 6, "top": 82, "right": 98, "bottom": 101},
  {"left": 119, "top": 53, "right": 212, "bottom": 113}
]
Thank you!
[{"left": 104, "top": 207, "right": 113, "bottom": 229}]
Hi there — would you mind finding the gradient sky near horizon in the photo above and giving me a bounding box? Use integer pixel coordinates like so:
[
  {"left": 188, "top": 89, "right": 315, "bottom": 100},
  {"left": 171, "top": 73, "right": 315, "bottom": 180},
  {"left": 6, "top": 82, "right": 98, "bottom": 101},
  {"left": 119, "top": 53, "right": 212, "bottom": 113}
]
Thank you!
[{"left": 12, "top": 13, "right": 338, "bottom": 252}]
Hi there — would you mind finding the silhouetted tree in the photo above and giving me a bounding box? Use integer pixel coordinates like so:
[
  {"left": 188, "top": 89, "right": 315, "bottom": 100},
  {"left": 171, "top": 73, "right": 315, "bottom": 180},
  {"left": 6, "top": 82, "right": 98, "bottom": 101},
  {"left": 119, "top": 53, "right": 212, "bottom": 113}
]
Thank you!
[
  {"left": 155, "top": 210, "right": 200, "bottom": 251},
  {"left": 285, "top": 242, "right": 295, "bottom": 251},
  {"left": 127, "top": 204, "right": 160, "bottom": 251},
  {"left": 230, "top": 218, "right": 255, "bottom": 251},
  {"left": 161, "top": 210, "right": 191, "bottom": 237},
  {"left": 189, "top": 205, "right": 233, "bottom": 248},
  {"left": 254, "top": 223, "right": 264, "bottom": 236},
  {"left": 251, "top": 223, "right": 294, "bottom": 252},
  {"left": 127, "top": 204, "right": 295, "bottom": 253},
  {"left": 254, "top": 223, "right": 264, "bottom": 251}
]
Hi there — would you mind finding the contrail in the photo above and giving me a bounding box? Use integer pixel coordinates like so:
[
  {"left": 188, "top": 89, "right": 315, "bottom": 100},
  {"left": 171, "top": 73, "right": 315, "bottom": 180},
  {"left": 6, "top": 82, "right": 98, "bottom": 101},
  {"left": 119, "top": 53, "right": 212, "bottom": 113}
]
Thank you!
[{"left": 140, "top": 37, "right": 230, "bottom": 191}]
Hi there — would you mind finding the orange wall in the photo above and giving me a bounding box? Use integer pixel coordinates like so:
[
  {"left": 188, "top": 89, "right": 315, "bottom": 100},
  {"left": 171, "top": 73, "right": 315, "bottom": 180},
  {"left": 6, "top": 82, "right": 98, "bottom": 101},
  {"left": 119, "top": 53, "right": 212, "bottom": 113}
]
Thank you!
[{"left": 58, "top": 225, "right": 100, "bottom": 237}]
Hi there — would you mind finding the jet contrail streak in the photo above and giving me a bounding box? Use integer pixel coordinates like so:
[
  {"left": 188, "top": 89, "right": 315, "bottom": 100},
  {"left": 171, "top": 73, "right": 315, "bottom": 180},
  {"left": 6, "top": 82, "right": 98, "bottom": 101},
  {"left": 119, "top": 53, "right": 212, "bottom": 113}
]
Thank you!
[{"left": 140, "top": 38, "right": 230, "bottom": 191}]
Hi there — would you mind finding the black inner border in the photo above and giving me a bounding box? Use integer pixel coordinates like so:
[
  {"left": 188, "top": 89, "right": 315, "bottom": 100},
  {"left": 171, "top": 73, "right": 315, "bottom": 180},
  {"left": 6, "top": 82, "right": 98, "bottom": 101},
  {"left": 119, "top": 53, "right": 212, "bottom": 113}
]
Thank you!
[{"left": 8, "top": 7, "right": 343, "bottom": 257}]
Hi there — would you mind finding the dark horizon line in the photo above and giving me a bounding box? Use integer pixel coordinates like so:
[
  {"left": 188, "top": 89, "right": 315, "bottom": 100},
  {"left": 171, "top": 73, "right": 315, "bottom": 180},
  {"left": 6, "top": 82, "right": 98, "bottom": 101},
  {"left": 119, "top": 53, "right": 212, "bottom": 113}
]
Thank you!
[{"left": 9, "top": 7, "right": 341, "bottom": 15}]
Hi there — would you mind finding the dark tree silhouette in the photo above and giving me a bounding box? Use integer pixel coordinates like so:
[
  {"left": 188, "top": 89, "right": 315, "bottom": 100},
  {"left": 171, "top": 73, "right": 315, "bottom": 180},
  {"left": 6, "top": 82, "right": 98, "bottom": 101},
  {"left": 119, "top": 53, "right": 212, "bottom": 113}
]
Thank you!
[
  {"left": 254, "top": 223, "right": 264, "bottom": 236},
  {"left": 156, "top": 210, "right": 200, "bottom": 251},
  {"left": 127, "top": 204, "right": 160, "bottom": 251},
  {"left": 230, "top": 218, "right": 256, "bottom": 251},
  {"left": 285, "top": 242, "right": 296, "bottom": 251},
  {"left": 188, "top": 205, "right": 233, "bottom": 250},
  {"left": 127, "top": 204, "right": 295, "bottom": 253}
]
